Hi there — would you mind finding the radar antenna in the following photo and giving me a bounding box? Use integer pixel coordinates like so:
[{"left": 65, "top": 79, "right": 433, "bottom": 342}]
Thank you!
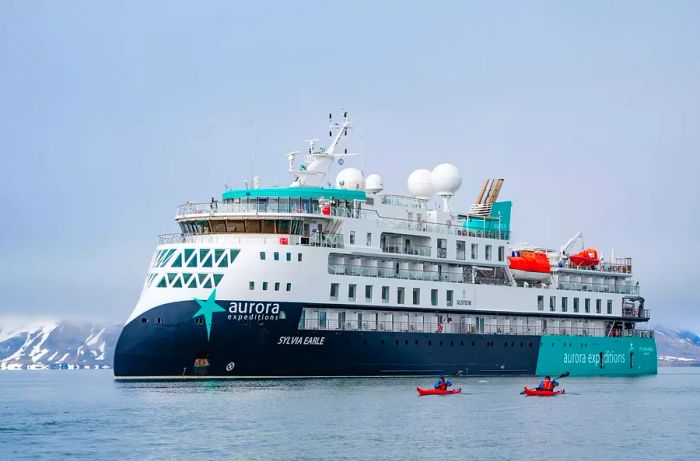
[{"left": 288, "top": 111, "right": 358, "bottom": 187}]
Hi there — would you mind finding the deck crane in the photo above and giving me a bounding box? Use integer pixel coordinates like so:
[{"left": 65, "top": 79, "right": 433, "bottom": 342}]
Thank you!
[{"left": 558, "top": 231, "right": 583, "bottom": 263}]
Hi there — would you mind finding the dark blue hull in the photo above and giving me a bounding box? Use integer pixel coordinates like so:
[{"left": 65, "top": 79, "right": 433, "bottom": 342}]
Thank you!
[{"left": 114, "top": 300, "right": 541, "bottom": 379}]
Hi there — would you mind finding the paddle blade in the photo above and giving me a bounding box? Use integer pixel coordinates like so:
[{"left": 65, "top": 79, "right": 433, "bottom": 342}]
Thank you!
[{"left": 557, "top": 371, "right": 570, "bottom": 379}]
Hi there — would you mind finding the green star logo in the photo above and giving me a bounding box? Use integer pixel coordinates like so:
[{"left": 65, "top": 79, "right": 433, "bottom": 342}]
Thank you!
[{"left": 193, "top": 289, "right": 226, "bottom": 340}]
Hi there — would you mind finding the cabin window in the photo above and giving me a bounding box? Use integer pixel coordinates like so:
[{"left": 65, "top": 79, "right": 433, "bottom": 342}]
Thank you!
[
  {"left": 585, "top": 298, "right": 591, "bottom": 313},
  {"left": 607, "top": 300, "right": 613, "bottom": 314},
  {"left": 456, "top": 241, "right": 466, "bottom": 260},
  {"left": 319, "top": 311, "right": 327, "bottom": 329},
  {"left": 550, "top": 296, "right": 556, "bottom": 312},
  {"left": 596, "top": 299, "right": 602, "bottom": 314},
  {"left": 537, "top": 295, "right": 544, "bottom": 311},
  {"left": 286, "top": 282, "right": 292, "bottom": 292},
  {"left": 274, "top": 252, "right": 280, "bottom": 261},
  {"left": 498, "top": 246, "right": 505, "bottom": 262},
  {"left": 285, "top": 252, "right": 290, "bottom": 261},
  {"left": 349, "top": 231, "right": 356, "bottom": 245},
  {"left": 330, "top": 283, "right": 339, "bottom": 300},
  {"left": 561, "top": 297, "right": 568, "bottom": 312},
  {"left": 259, "top": 251, "right": 266, "bottom": 260},
  {"left": 297, "top": 253, "right": 302, "bottom": 262},
  {"left": 249, "top": 281, "right": 255, "bottom": 290},
  {"left": 397, "top": 287, "right": 405, "bottom": 304},
  {"left": 413, "top": 288, "right": 420, "bottom": 305},
  {"left": 348, "top": 284, "right": 357, "bottom": 302},
  {"left": 274, "top": 282, "right": 280, "bottom": 291},
  {"left": 446, "top": 290, "right": 454, "bottom": 307},
  {"left": 382, "top": 286, "right": 390, "bottom": 303},
  {"left": 485, "top": 245, "right": 492, "bottom": 261},
  {"left": 431, "top": 289, "right": 439, "bottom": 306},
  {"left": 262, "top": 282, "right": 268, "bottom": 291},
  {"left": 573, "top": 298, "right": 579, "bottom": 313},
  {"left": 471, "top": 244, "right": 478, "bottom": 260},
  {"left": 365, "top": 285, "right": 373, "bottom": 302},
  {"left": 437, "top": 239, "right": 447, "bottom": 258},
  {"left": 366, "top": 233, "right": 372, "bottom": 247}
]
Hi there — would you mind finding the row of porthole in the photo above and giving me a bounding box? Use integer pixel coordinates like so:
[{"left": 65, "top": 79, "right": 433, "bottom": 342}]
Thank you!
[{"left": 367, "top": 339, "right": 535, "bottom": 347}]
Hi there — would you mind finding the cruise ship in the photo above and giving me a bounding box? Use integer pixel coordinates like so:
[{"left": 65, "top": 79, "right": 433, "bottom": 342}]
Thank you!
[{"left": 114, "top": 113, "right": 657, "bottom": 379}]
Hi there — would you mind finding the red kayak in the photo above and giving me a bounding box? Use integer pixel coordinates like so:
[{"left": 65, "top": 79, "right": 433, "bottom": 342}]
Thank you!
[
  {"left": 523, "top": 386, "right": 565, "bottom": 397},
  {"left": 417, "top": 387, "right": 462, "bottom": 396}
]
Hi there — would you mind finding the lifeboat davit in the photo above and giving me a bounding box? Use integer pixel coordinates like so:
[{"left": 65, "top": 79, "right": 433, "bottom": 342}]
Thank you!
[
  {"left": 508, "top": 250, "right": 551, "bottom": 282},
  {"left": 569, "top": 248, "right": 600, "bottom": 267}
]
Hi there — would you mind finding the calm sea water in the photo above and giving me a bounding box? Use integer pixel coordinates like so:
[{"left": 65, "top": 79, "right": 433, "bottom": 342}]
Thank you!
[{"left": 1, "top": 368, "right": 699, "bottom": 460}]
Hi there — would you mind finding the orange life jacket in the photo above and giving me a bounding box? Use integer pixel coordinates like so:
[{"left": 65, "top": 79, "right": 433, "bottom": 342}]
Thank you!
[{"left": 542, "top": 379, "right": 553, "bottom": 390}]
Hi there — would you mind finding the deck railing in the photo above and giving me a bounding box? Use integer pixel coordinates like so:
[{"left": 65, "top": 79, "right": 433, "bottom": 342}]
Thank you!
[
  {"left": 299, "top": 318, "right": 654, "bottom": 338},
  {"left": 328, "top": 263, "right": 467, "bottom": 283},
  {"left": 157, "top": 232, "right": 344, "bottom": 248},
  {"left": 381, "top": 243, "right": 432, "bottom": 257}
]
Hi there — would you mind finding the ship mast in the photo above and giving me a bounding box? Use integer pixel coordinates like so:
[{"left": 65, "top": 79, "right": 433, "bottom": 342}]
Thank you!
[{"left": 287, "top": 112, "right": 357, "bottom": 187}]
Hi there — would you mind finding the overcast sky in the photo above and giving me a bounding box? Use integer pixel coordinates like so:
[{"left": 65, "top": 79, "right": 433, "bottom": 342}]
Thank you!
[{"left": 0, "top": 1, "right": 698, "bottom": 329}]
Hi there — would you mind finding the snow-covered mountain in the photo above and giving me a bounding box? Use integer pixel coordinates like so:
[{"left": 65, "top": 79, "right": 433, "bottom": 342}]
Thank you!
[
  {"left": 0, "top": 320, "right": 121, "bottom": 370},
  {"left": 1, "top": 319, "right": 698, "bottom": 370},
  {"left": 654, "top": 327, "right": 700, "bottom": 366}
]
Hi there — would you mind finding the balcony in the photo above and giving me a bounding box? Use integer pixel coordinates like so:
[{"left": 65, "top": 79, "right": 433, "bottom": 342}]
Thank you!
[
  {"left": 622, "top": 307, "right": 650, "bottom": 320},
  {"left": 158, "top": 232, "right": 344, "bottom": 248},
  {"left": 557, "top": 281, "right": 639, "bottom": 295},
  {"left": 381, "top": 242, "right": 432, "bottom": 257},
  {"left": 329, "top": 263, "right": 467, "bottom": 283}
]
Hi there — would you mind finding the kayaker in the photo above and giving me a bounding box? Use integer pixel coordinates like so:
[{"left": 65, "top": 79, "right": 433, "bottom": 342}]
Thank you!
[
  {"left": 433, "top": 375, "right": 452, "bottom": 391},
  {"left": 536, "top": 375, "right": 559, "bottom": 391}
]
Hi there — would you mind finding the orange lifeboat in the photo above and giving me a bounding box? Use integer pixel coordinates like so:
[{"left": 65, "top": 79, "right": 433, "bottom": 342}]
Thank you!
[
  {"left": 569, "top": 248, "right": 600, "bottom": 267},
  {"left": 508, "top": 250, "right": 551, "bottom": 282}
]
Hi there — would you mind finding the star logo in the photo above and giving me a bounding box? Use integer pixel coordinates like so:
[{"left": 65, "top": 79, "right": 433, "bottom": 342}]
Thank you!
[{"left": 193, "top": 289, "right": 226, "bottom": 341}]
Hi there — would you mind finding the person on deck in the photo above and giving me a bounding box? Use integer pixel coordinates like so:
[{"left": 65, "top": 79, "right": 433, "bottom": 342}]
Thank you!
[
  {"left": 433, "top": 375, "right": 452, "bottom": 391},
  {"left": 537, "top": 375, "right": 559, "bottom": 391}
]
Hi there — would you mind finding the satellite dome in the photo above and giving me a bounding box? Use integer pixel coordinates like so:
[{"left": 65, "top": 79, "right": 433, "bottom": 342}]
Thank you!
[
  {"left": 431, "top": 163, "right": 462, "bottom": 197},
  {"left": 335, "top": 168, "right": 364, "bottom": 190},
  {"left": 365, "top": 174, "right": 384, "bottom": 194},
  {"left": 407, "top": 169, "right": 434, "bottom": 200}
]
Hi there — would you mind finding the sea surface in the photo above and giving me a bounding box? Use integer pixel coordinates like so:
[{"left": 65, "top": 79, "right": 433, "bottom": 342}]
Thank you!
[{"left": 1, "top": 368, "right": 699, "bottom": 460}]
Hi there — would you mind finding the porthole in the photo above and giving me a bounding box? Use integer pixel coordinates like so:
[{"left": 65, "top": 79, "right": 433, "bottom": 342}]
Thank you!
[
  {"left": 472, "top": 341, "right": 475, "bottom": 347},
  {"left": 395, "top": 339, "right": 399, "bottom": 346},
  {"left": 439, "top": 341, "right": 443, "bottom": 346},
  {"left": 428, "top": 341, "right": 432, "bottom": 346},
  {"left": 156, "top": 317, "right": 162, "bottom": 325},
  {"left": 450, "top": 341, "right": 454, "bottom": 346},
  {"left": 460, "top": 341, "right": 464, "bottom": 346},
  {"left": 345, "top": 339, "right": 350, "bottom": 344},
  {"left": 405, "top": 340, "right": 409, "bottom": 345},
  {"left": 141, "top": 317, "right": 148, "bottom": 324},
  {"left": 529, "top": 342, "right": 533, "bottom": 347},
  {"left": 381, "top": 340, "right": 385, "bottom": 345},
  {"left": 415, "top": 340, "right": 419, "bottom": 345},
  {"left": 504, "top": 342, "right": 508, "bottom": 347}
]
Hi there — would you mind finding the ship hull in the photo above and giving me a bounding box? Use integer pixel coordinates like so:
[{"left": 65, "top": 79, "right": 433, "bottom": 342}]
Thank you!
[{"left": 114, "top": 300, "right": 657, "bottom": 379}]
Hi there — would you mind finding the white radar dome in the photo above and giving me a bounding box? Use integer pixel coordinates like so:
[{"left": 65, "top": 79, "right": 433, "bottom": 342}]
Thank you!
[
  {"left": 365, "top": 174, "right": 384, "bottom": 194},
  {"left": 431, "top": 163, "right": 462, "bottom": 197},
  {"left": 335, "top": 168, "right": 364, "bottom": 190},
  {"left": 407, "top": 169, "right": 434, "bottom": 200}
]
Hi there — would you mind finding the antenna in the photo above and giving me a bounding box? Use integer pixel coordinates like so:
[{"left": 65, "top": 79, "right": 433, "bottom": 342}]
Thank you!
[{"left": 250, "top": 114, "right": 257, "bottom": 182}]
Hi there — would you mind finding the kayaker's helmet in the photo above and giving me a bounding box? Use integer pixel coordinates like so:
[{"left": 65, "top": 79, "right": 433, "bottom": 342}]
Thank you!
[
  {"left": 545, "top": 376, "right": 551, "bottom": 380},
  {"left": 439, "top": 375, "right": 445, "bottom": 379}
]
